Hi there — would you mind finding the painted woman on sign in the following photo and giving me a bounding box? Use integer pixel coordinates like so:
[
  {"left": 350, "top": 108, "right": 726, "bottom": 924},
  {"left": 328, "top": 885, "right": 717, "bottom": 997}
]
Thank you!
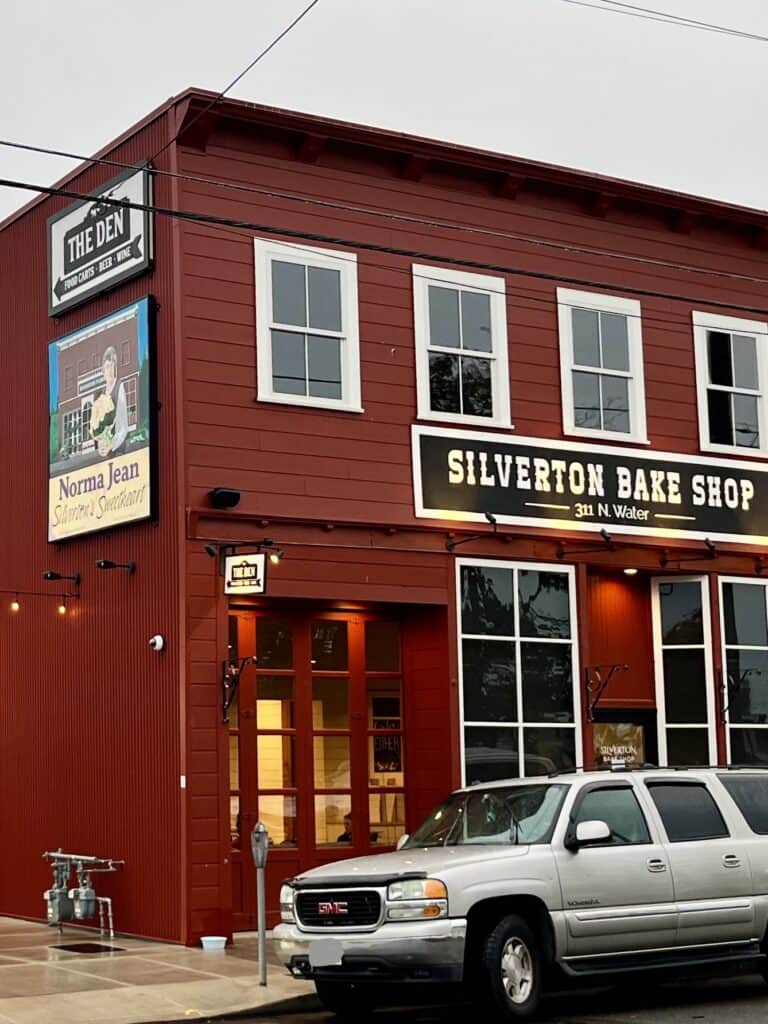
[{"left": 90, "top": 346, "right": 129, "bottom": 457}]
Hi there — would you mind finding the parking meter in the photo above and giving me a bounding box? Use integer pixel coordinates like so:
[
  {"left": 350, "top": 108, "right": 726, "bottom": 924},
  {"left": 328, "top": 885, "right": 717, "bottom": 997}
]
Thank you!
[
  {"left": 250, "top": 821, "right": 269, "bottom": 869},
  {"left": 251, "top": 822, "right": 269, "bottom": 985}
]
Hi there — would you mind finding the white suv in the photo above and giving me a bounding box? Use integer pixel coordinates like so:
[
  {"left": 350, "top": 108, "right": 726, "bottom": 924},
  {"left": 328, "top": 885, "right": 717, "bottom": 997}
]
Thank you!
[{"left": 274, "top": 767, "right": 768, "bottom": 1020}]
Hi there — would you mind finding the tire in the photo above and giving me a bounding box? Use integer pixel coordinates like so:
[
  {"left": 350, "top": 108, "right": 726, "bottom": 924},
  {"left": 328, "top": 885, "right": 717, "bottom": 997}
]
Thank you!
[
  {"left": 314, "top": 979, "right": 376, "bottom": 1020},
  {"left": 475, "top": 913, "right": 543, "bottom": 1021}
]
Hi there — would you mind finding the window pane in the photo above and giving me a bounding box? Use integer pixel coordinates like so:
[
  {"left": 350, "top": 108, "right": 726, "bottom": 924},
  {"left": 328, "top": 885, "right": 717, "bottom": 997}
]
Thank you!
[
  {"left": 315, "top": 794, "right": 352, "bottom": 846},
  {"left": 733, "top": 393, "right": 759, "bottom": 449},
  {"left": 365, "top": 621, "right": 400, "bottom": 672},
  {"left": 312, "top": 677, "right": 349, "bottom": 729},
  {"left": 428, "top": 286, "right": 460, "bottom": 348},
  {"left": 460, "top": 356, "right": 493, "bottom": 417},
  {"left": 601, "top": 375, "right": 630, "bottom": 434},
  {"left": 464, "top": 726, "right": 519, "bottom": 785},
  {"left": 256, "top": 618, "right": 293, "bottom": 669},
  {"left": 575, "top": 788, "right": 650, "bottom": 845},
  {"left": 256, "top": 677, "right": 294, "bottom": 729},
  {"left": 428, "top": 352, "right": 460, "bottom": 413},
  {"left": 726, "top": 650, "right": 768, "bottom": 724},
  {"left": 659, "top": 581, "right": 703, "bottom": 645},
  {"left": 260, "top": 795, "right": 296, "bottom": 846},
  {"left": 271, "top": 329, "right": 306, "bottom": 395},
  {"left": 314, "top": 735, "right": 351, "bottom": 788},
  {"left": 707, "top": 388, "right": 733, "bottom": 446},
  {"left": 229, "top": 735, "right": 239, "bottom": 790},
  {"left": 461, "top": 291, "right": 492, "bottom": 352},
  {"left": 521, "top": 644, "right": 574, "bottom": 723},
  {"left": 523, "top": 727, "right": 576, "bottom": 775},
  {"left": 666, "top": 729, "right": 709, "bottom": 767},
  {"left": 312, "top": 621, "right": 348, "bottom": 670},
  {"left": 307, "top": 335, "right": 342, "bottom": 400},
  {"left": 369, "top": 792, "right": 406, "bottom": 846},
  {"left": 462, "top": 639, "right": 517, "bottom": 722},
  {"left": 368, "top": 679, "right": 402, "bottom": 729},
  {"left": 662, "top": 650, "right": 708, "bottom": 723},
  {"left": 307, "top": 266, "right": 341, "bottom": 331},
  {"left": 518, "top": 571, "right": 571, "bottom": 638},
  {"left": 572, "top": 308, "right": 600, "bottom": 367},
  {"left": 272, "top": 260, "right": 306, "bottom": 326},
  {"left": 733, "top": 334, "right": 758, "bottom": 390},
  {"left": 647, "top": 783, "right": 728, "bottom": 840},
  {"left": 718, "top": 774, "right": 768, "bottom": 831},
  {"left": 257, "top": 734, "right": 294, "bottom": 788},
  {"left": 729, "top": 730, "right": 768, "bottom": 767},
  {"left": 573, "top": 371, "right": 601, "bottom": 429},
  {"left": 600, "top": 313, "right": 629, "bottom": 372},
  {"left": 369, "top": 735, "right": 403, "bottom": 784},
  {"left": 707, "top": 331, "right": 732, "bottom": 387},
  {"left": 230, "top": 795, "right": 240, "bottom": 846},
  {"left": 723, "top": 583, "right": 768, "bottom": 647},
  {"left": 461, "top": 566, "right": 515, "bottom": 636}
]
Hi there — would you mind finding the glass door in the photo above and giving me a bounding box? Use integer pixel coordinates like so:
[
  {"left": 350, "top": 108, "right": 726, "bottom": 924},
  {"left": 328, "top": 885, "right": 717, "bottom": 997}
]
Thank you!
[{"left": 719, "top": 577, "right": 768, "bottom": 765}]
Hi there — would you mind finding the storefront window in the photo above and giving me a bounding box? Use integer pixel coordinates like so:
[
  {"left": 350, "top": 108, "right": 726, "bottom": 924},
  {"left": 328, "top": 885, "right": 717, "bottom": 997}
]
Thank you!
[
  {"left": 459, "top": 562, "right": 579, "bottom": 782},
  {"left": 722, "top": 580, "right": 768, "bottom": 765}
]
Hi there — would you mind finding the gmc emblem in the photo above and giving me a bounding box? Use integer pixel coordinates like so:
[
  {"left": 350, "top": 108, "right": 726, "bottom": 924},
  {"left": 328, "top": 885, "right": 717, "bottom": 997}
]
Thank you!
[{"left": 318, "top": 901, "right": 349, "bottom": 915}]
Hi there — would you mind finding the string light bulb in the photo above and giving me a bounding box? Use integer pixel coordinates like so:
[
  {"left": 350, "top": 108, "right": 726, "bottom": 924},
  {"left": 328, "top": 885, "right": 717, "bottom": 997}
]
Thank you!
[
  {"left": 9, "top": 596, "right": 19, "bottom": 613},
  {"left": 57, "top": 601, "right": 67, "bottom": 616}
]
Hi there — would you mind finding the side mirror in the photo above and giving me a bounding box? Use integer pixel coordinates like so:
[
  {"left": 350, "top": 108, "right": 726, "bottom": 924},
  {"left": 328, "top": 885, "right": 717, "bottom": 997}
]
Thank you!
[
  {"left": 565, "top": 819, "right": 611, "bottom": 851},
  {"left": 396, "top": 834, "right": 410, "bottom": 851}
]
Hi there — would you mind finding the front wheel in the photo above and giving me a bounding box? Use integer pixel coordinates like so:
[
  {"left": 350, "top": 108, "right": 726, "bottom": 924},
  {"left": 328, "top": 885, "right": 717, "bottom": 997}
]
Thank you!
[
  {"left": 314, "top": 979, "right": 376, "bottom": 1020},
  {"left": 476, "top": 914, "right": 543, "bottom": 1020}
]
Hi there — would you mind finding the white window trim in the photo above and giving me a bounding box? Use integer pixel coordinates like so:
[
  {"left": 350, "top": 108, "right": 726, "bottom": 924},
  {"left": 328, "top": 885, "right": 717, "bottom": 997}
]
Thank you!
[
  {"left": 650, "top": 575, "right": 717, "bottom": 768},
  {"left": 692, "top": 310, "right": 768, "bottom": 459},
  {"left": 557, "top": 288, "right": 648, "bottom": 444},
  {"left": 717, "top": 575, "right": 768, "bottom": 765},
  {"left": 254, "top": 237, "right": 362, "bottom": 413},
  {"left": 456, "top": 558, "right": 581, "bottom": 783},
  {"left": 413, "top": 264, "right": 511, "bottom": 429}
]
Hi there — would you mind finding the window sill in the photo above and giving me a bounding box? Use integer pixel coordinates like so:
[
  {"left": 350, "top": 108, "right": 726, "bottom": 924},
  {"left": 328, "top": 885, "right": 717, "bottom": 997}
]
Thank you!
[
  {"left": 564, "top": 427, "right": 650, "bottom": 446},
  {"left": 256, "top": 392, "right": 364, "bottom": 414},
  {"left": 698, "top": 442, "right": 768, "bottom": 460},
  {"left": 417, "top": 412, "right": 514, "bottom": 431}
]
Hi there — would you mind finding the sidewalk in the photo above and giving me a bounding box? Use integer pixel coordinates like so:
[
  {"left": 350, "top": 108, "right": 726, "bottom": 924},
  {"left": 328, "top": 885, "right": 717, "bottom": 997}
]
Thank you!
[{"left": 0, "top": 917, "right": 316, "bottom": 1024}]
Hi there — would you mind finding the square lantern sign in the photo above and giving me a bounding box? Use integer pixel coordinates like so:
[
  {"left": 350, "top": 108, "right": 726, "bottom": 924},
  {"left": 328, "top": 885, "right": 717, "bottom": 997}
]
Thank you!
[
  {"left": 47, "top": 298, "right": 156, "bottom": 541},
  {"left": 224, "top": 553, "right": 267, "bottom": 595}
]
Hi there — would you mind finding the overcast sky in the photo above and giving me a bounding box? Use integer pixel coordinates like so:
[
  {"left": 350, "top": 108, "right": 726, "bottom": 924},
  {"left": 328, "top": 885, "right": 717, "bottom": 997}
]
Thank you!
[{"left": 2, "top": 0, "right": 767, "bottom": 222}]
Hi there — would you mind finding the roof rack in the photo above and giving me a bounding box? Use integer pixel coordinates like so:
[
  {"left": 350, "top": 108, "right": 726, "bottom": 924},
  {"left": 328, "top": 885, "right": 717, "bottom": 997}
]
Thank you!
[{"left": 547, "top": 762, "right": 766, "bottom": 779}]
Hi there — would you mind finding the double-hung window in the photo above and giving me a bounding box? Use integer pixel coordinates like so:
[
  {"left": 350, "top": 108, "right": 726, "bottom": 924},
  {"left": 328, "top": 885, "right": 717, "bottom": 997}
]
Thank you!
[
  {"left": 693, "top": 311, "right": 768, "bottom": 456},
  {"left": 413, "top": 265, "right": 511, "bottom": 427},
  {"left": 254, "top": 238, "right": 362, "bottom": 412},
  {"left": 557, "top": 288, "right": 647, "bottom": 443}
]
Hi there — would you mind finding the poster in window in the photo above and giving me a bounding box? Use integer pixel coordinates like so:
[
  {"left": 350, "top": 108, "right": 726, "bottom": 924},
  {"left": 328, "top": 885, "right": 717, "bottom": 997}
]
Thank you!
[
  {"left": 593, "top": 723, "right": 645, "bottom": 766},
  {"left": 47, "top": 297, "right": 156, "bottom": 541}
]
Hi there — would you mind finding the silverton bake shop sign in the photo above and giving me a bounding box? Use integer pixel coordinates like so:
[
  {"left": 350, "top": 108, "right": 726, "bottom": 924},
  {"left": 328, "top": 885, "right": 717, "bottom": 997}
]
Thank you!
[
  {"left": 412, "top": 425, "right": 768, "bottom": 544},
  {"left": 48, "top": 165, "right": 152, "bottom": 315}
]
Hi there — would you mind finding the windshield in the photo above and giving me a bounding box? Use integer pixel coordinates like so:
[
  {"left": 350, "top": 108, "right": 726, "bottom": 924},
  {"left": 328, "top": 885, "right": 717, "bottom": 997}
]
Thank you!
[{"left": 404, "top": 784, "right": 568, "bottom": 848}]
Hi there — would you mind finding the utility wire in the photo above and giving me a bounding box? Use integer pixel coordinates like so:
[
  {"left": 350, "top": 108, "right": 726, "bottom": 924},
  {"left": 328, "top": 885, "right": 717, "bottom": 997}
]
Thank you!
[
  {"left": 6, "top": 174, "right": 768, "bottom": 317},
  {"left": 554, "top": 0, "right": 768, "bottom": 42},
  {"left": 2, "top": 138, "right": 767, "bottom": 288},
  {"left": 150, "top": 0, "right": 322, "bottom": 163}
]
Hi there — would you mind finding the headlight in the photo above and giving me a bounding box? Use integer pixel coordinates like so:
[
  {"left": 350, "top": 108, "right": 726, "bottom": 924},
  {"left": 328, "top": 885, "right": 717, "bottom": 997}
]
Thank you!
[
  {"left": 279, "top": 883, "right": 295, "bottom": 923},
  {"left": 386, "top": 878, "right": 447, "bottom": 921}
]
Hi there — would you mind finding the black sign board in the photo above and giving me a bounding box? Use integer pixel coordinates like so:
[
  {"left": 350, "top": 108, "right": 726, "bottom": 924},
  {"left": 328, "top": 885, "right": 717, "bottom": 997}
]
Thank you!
[{"left": 413, "top": 425, "right": 768, "bottom": 545}]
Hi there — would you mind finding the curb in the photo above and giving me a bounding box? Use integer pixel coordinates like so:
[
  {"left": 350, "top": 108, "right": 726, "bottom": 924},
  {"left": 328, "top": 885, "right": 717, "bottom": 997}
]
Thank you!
[{"left": 138, "top": 992, "right": 323, "bottom": 1023}]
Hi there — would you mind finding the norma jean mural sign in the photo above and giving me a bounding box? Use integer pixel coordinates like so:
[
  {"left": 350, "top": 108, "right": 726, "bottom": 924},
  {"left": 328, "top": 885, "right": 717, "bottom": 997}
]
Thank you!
[
  {"left": 412, "top": 425, "right": 768, "bottom": 545},
  {"left": 48, "top": 298, "right": 156, "bottom": 541}
]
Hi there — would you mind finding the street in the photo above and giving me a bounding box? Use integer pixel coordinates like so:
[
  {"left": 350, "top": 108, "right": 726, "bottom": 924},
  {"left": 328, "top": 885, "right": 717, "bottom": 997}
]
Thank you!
[{"left": 219, "top": 973, "right": 768, "bottom": 1024}]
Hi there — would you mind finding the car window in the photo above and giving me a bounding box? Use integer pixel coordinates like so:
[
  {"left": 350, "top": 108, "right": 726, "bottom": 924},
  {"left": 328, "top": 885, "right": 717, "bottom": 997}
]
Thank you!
[
  {"left": 718, "top": 775, "right": 768, "bottom": 834},
  {"left": 573, "top": 786, "right": 650, "bottom": 846},
  {"left": 646, "top": 782, "right": 729, "bottom": 842}
]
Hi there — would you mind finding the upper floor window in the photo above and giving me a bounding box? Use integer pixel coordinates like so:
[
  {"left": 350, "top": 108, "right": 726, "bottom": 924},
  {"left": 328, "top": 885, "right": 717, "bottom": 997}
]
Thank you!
[
  {"left": 254, "top": 238, "right": 362, "bottom": 412},
  {"left": 413, "top": 265, "right": 511, "bottom": 428},
  {"left": 557, "top": 289, "right": 647, "bottom": 444},
  {"left": 693, "top": 311, "right": 768, "bottom": 456}
]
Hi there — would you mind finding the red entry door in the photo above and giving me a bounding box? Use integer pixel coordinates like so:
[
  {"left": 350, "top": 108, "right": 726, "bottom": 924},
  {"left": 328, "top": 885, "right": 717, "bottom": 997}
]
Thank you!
[{"left": 228, "top": 609, "right": 405, "bottom": 929}]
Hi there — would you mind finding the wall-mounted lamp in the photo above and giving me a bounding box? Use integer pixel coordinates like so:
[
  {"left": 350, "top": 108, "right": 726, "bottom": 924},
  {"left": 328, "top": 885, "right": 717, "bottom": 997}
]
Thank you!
[
  {"left": 208, "top": 487, "right": 241, "bottom": 510},
  {"left": 95, "top": 559, "right": 136, "bottom": 574},
  {"left": 268, "top": 548, "right": 285, "bottom": 565},
  {"left": 623, "top": 568, "right": 638, "bottom": 576},
  {"left": 42, "top": 570, "right": 81, "bottom": 585}
]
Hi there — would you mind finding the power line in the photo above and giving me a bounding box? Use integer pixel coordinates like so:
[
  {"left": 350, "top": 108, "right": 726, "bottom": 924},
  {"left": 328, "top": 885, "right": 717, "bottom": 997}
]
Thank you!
[
  {"left": 6, "top": 173, "right": 768, "bottom": 318},
  {"left": 553, "top": 0, "right": 768, "bottom": 42},
  {"left": 2, "top": 137, "right": 768, "bottom": 289},
  {"left": 151, "top": 0, "right": 322, "bottom": 163}
]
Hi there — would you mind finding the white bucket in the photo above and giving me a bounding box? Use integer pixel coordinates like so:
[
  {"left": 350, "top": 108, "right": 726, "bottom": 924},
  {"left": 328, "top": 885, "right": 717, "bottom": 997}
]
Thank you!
[{"left": 200, "top": 935, "right": 227, "bottom": 951}]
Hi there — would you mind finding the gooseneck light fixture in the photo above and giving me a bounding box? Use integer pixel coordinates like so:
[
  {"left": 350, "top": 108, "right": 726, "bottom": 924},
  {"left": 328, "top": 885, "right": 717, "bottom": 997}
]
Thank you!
[
  {"left": 204, "top": 538, "right": 284, "bottom": 574},
  {"left": 95, "top": 559, "right": 136, "bottom": 574},
  {"left": 42, "top": 570, "right": 81, "bottom": 586}
]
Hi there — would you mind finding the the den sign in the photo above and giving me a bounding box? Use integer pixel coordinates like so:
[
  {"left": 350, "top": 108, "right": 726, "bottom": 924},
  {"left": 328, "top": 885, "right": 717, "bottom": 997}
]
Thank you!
[
  {"left": 48, "top": 165, "right": 152, "bottom": 315},
  {"left": 413, "top": 425, "right": 768, "bottom": 545}
]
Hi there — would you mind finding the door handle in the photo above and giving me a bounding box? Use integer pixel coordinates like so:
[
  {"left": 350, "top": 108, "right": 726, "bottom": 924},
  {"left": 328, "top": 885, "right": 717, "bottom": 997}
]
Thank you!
[
  {"left": 723, "top": 854, "right": 741, "bottom": 869},
  {"left": 647, "top": 858, "right": 667, "bottom": 873}
]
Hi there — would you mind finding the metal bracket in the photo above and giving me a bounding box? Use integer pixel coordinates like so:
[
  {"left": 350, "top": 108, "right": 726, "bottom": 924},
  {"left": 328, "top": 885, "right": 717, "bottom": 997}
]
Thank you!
[
  {"left": 445, "top": 513, "right": 500, "bottom": 552},
  {"left": 557, "top": 529, "right": 613, "bottom": 560},
  {"left": 223, "top": 657, "right": 253, "bottom": 723},
  {"left": 584, "top": 663, "right": 629, "bottom": 722}
]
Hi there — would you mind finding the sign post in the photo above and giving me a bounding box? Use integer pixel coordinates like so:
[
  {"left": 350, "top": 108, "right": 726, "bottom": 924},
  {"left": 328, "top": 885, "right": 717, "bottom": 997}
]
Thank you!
[{"left": 250, "top": 822, "right": 269, "bottom": 986}]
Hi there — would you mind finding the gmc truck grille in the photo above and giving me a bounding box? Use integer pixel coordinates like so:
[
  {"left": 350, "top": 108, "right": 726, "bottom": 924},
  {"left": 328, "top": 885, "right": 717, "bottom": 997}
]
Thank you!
[{"left": 296, "top": 890, "right": 381, "bottom": 928}]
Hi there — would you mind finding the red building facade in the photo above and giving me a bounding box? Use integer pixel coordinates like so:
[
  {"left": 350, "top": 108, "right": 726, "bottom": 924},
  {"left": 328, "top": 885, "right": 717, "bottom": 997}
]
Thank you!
[{"left": 2, "top": 90, "right": 768, "bottom": 944}]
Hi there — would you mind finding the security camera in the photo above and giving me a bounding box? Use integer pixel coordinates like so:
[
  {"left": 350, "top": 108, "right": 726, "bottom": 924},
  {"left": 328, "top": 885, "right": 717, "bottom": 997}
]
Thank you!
[{"left": 148, "top": 634, "right": 165, "bottom": 652}]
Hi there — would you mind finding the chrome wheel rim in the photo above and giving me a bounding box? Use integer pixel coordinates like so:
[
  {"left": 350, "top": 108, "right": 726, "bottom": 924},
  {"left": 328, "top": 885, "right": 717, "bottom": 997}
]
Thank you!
[{"left": 500, "top": 936, "right": 533, "bottom": 1005}]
